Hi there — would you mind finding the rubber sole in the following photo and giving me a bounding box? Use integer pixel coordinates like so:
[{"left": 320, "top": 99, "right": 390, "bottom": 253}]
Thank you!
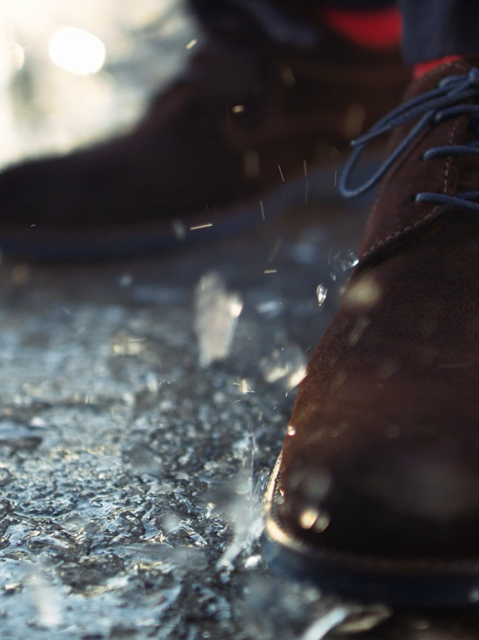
[
  {"left": 263, "top": 454, "right": 479, "bottom": 608},
  {"left": 0, "top": 161, "right": 376, "bottom": 261}
]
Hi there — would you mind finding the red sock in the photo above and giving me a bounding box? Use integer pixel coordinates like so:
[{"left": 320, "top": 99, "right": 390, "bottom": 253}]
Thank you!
[
  {"left": 414, "top": 55, "right": 462, "bottom": 78},
  {"left": 320, "top": 7, "right": 402, "bottom": 50}
]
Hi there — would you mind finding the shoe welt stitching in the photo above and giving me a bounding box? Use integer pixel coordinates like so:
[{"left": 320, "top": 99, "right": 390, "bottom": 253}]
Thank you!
[{"left": 361, "top": 209, "right": 442, "bottom": 263}]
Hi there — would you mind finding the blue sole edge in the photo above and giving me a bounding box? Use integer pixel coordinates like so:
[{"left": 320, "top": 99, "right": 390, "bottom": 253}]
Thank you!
[
  {"left": 262, "top": 456, "right": 479, "bottom": 608},
  {"left": 262, "top": 533, "right": 479, "bottom": 608}
]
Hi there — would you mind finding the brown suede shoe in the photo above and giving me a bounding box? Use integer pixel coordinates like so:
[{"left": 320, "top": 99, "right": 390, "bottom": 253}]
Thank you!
[
  {"left": 263, "top": 59, "right": 479, "bottom": 606},
  {"left": 0, "top": 6, "right": 408, "bottom": 259}
]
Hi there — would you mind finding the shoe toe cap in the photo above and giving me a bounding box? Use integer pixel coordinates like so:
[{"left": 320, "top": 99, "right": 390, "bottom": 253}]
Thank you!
[{"left": 276, "top": 440, "right": 479, "bottom": 559}]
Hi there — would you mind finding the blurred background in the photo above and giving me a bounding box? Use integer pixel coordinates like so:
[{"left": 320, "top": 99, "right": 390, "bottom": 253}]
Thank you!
[{"left": 0, "top": 0, "right": 196, "bottom": 169}]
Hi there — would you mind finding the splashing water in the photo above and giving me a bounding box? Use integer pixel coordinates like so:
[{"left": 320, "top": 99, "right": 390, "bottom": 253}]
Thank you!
[
  {"left": 29, "top": 570, "right": 63, "bottom": 629},
  {"left": 215, "top": 432, "right": 268, "bottom": 571},
  {"left": 259, "top": 341, "right": 307, "bottom": 390},
  {"left": 328, "top": 248, "right": 359, "bottom": 281},
  {"left": 316, "top": 284, "right": 328, "bottom": 306},
  {"left": 194, "top": 272, "right": 243, "bottom": 367}
]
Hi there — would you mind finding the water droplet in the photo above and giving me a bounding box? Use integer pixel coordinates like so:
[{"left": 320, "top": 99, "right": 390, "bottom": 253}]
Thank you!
[
  {"left": 172, "top": 219, "right": 186, "bottom": 240},
  {"left": 313, "top": 512, "right": 330, "bottom": 533},
  {"left": 256, "top": 299, "right": 283, "bottom": 317},
  {"left": 299, "top": 508, "right": 319, "bottom": 529},
  {"left": 316, "top": 284, "right": 328, "bottom": 306},
  {"left": 470, "top": 588, "right": 479, "bottom": 602},
  {"left": 290, "top": 226, "right": 327, "bottom": 265},
  {"left": 329, "top": 248, "right": 359, "bottom": 280},
  {"left": 287, "top": 425, "right": 296, "bottom": 436},
  {"left": 239, "top": 379, "right": 254, "bottom": 394},
  {"left": 110, "top": 332, "right": 147, "bottom": 356},
  {"left": 244, "top": 555, "right": 261, "bottom": 569},
  {"left": 259, "top": 342, "right": 307, "bottom": 390},
  {"left": 118, "top": 273, "right": 134, "bottom": 287},
  {"left": 146, "top": 373, "right": 159, "bottom": 394}
]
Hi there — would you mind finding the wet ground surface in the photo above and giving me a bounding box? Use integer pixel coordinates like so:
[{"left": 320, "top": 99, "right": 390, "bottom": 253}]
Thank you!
[{"left": 0, "top": 199, "right": 479, "bottom": 639}]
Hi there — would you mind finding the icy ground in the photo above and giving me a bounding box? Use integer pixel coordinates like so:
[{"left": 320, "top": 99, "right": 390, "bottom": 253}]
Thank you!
[{"left": 0, "top": 203, "right": 477, "bottom": 639}]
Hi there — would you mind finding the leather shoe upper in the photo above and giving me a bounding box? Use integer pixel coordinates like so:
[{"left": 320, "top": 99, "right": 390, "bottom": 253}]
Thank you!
[{"left": 277, "top": 59, "right": 479, "bottom": 562}]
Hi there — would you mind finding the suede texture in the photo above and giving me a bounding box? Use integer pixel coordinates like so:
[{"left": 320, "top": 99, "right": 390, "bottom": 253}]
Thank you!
[
  {"left": 359, "top": 59, "right": 479, "bottom": 264},
  {"left": 0, "top": 25, "right": 409, "bottom": 231},
  {"left": 277, "top": 58, "right": 479, "bottom": 563}
]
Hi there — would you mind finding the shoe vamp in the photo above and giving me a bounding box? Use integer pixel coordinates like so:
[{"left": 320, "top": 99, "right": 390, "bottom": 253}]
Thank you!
[{"left": 279, "top": 213, "right": 479, "bottom": 532}]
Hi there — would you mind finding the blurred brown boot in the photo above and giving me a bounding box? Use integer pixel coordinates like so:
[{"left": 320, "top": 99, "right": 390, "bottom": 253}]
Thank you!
[
  {"left": 264, "top": 60, "right": 479, "bottom": 606},
  {"left": 0, "top": 2, "right": 409, "bottom": 259}
]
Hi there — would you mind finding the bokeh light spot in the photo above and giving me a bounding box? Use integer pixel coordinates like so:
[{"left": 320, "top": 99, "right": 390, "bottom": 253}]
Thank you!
[{"left": 48, "top": 26, "right": 106, "bottom": 75}]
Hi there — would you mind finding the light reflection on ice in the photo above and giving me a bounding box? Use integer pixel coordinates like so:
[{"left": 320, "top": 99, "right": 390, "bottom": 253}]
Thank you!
[
  {"left": 0, "top": 146, "right": 398, "bottom": 639},
  {"left": 301, "top": 606, "right": 352, "bottom": 640}
]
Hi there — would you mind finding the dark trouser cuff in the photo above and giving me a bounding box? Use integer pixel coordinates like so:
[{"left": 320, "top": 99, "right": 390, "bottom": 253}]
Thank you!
[{"left": 399, "top": 0, "right": 479, "bottom": 65}]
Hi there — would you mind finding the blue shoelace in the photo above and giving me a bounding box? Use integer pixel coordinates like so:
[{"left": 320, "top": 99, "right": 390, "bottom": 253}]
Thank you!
[{"left": 339, "top": 67, "right": 479, "bottom": 212}]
